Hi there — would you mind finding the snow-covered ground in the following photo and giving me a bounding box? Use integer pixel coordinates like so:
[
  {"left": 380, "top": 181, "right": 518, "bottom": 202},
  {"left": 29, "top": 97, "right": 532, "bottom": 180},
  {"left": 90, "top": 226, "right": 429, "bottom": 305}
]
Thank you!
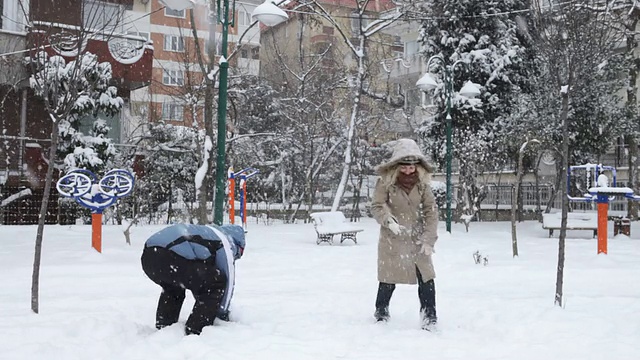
[{"left": 2, "top": 219, "right": 640, "bottom": 359}]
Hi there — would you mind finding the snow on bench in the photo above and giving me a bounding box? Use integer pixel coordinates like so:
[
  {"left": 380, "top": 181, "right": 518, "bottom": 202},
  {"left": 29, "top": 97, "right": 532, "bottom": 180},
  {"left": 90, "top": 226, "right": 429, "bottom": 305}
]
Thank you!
[
  {"left": 309, "top": 211, "right": 364, "bottom": 245},
  {"left": 542, "top": 212, "right": 598, "bottom": 238}
]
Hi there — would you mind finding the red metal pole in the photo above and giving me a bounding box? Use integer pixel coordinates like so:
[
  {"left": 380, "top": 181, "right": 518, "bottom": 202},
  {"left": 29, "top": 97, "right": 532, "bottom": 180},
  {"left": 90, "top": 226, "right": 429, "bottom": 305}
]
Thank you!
[
  {"left": 597, "top": 202, "right": 608, "bottom": 254},
  {"left": 229, "top": 177, "right": 235, "bottom": 224},
  {"left": 242, "top": 181, "right": 247, "bottom": 226},
  {"left": 92, "top": 213, "right": 102, "bottom": 253}
]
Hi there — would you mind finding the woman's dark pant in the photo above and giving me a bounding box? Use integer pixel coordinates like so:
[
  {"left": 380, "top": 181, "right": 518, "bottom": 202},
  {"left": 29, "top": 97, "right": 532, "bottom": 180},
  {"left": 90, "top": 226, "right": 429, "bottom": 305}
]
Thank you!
[
  {"left": 141, "top": 246, "right": 227, "bottom": 335},
  {"left": 375, "top": 267, "right": 437, "bottom": 321}
]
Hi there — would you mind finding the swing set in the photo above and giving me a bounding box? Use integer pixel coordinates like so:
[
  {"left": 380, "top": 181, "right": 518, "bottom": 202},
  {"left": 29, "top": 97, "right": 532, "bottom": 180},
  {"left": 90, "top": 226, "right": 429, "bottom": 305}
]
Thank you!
[{"left": 565, "top": 164, "right": 638, "bottom": 254}]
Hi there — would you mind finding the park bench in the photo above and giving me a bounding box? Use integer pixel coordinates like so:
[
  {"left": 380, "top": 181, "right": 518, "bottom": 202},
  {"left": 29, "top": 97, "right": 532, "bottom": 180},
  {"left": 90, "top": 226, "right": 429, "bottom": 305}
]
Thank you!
[
  {"left": 309, "top": 211, "right": 364, "bottom": 245},
  {"left": 542, "top": 212, "right": 597, "bottom": 238}
]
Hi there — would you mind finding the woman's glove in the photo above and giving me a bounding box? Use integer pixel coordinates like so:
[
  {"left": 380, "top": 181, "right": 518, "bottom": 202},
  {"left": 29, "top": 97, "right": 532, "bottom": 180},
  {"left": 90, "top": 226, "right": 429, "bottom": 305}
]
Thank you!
[
  {"left": 421, "top": 243, "right": 434, "bottom": 255},
  {"left": 415, "top": 239, "right": 435, "bottom": 255},
  {"left": 386, "top": 216, "right": 402, "bottom": 235}
]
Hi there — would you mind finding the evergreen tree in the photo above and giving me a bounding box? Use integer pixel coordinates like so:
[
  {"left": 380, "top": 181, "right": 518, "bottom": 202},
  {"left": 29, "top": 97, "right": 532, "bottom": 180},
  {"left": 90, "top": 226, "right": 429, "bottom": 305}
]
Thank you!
[
  {"left": 132, "top": 123, "right": 201, "bottom": 223},
  {"left": 418, "top": 0, "right": 533, "bottom": 225}
]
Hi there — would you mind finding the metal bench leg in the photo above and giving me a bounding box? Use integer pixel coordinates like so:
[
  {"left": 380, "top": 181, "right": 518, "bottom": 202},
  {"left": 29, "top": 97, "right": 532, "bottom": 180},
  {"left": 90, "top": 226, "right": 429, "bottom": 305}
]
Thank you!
[
  {"left": 317, "top": 234, "right": 333, "bottom": 245},
  {"left": 340, "top": 233, "right": 357, "bottom": 244}
]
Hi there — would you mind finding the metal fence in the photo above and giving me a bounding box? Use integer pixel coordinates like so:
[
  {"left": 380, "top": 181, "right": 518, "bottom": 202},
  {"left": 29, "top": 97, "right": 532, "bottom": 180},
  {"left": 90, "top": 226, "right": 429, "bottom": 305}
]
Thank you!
[
  {"left": 479, "top": 183, "right": 629, "bottom": 213},
  {"left": 0, "top": 187, "right": 62, "bottom": 225}
]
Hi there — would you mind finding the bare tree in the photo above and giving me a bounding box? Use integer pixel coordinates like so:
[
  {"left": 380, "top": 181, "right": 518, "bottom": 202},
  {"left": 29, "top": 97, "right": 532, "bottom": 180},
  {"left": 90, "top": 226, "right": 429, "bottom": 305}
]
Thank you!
[
  {"left": 511, "top": 138, "right": 540, "bottom": 257},
  {"left": 23, "top": 1, "right": 128, "bottom": 313},
  {"left": 259, "top": 11, "right": 349, "bottom": 219},
  {"left": 527, "top": 0, "right": 623, "bottom": 307},
  {"left": 290, "top": 0, "right": 405, "bottom": 211}
]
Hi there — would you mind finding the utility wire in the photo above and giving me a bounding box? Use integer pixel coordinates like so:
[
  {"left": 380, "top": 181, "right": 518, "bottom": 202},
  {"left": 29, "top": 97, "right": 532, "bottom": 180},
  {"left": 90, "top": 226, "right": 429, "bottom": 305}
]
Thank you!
[
  {"left": 0, "top": 14, "right": 28, "bottom": 28},
  {"left": 286, "top": 0, "right": 576, "bottom": 21}
]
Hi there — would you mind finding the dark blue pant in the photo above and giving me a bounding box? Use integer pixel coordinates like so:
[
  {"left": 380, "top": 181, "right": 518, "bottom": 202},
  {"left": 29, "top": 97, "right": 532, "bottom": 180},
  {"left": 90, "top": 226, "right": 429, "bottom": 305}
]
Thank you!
[
  {"left": 141, "top": 246, "right": 227, "bottom": 335},
  {"left": 375, "top": 267, "right": 437, "bottom": 321}
]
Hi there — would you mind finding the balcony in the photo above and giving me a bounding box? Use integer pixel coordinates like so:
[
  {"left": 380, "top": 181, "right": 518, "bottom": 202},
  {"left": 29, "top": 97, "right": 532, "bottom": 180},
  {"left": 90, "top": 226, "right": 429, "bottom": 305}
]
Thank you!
[
  {"left": 27, "top": 21, "right": 153, "bottom": 91},
  {"left": 0, "top": 30, "right": 27, "bottom": 86}
]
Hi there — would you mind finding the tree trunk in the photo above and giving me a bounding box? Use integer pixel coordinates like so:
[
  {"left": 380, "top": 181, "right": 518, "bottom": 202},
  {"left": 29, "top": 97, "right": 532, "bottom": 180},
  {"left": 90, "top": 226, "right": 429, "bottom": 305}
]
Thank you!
[
  {"left": 534, "top": 152, "right": 543, "bottom": 221},
  {"left": 31, "top": 119, "right": 59, "bottom": 313},
  {"left": 331, "top": 113, "right": 356, "bottom": 212},
  {"left": 545, "top": 154, "right": 563, "bottom": 214},
  {"left": 190, "top": 8, "right": 216, "bottom": 225},
  {"left": 196, "top": 87, "right": 215, "bottom": 224},
  {"left": 351, "top": 173, "right": 364, "bottom": 222},
  {"left": 627, "top": 136, "right": 638, "bottom": 220},
  {"left": 167, "top": 182, "right": 173, "bottom": 224},
  {"left": 626, "top": 18, "right": 639, "bottom": 221},
  {"left": 555, "top": 91, "right": 570, "bottom": 307},
  {"left": 516, "top": 182, "right": 522, "bottom": 222},
  {"left": 123, "top": 219, "right": 135, "bottom": 245},
  {"left": 511, "top": 146, "right": 528, "bottom": 257},
  {"left": 331, "top": 36, "right": 366, "bottom": 212},
  {"left": 510, "top": 184, "right": 518, "bottom": 257}
]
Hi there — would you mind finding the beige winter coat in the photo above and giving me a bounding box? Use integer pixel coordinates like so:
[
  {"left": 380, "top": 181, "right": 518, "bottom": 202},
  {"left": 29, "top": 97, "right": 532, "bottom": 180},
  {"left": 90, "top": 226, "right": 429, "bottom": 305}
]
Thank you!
[{"left": 371, "top": 139, "right": 439, "bottom": 284}]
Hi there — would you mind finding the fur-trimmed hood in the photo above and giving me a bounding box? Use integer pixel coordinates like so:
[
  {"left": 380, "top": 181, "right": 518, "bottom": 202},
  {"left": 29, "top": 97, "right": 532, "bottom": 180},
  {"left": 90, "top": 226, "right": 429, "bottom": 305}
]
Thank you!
[{"left": 375, "top": 138, "right": 434, "bottom": 174}]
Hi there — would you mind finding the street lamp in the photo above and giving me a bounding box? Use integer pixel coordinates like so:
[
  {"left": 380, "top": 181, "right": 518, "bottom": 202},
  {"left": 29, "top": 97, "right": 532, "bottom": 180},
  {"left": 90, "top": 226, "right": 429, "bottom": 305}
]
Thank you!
[
  {"left": 159, "top": 0, "right": 288, "bottom": 225},
  {"left": 416, "top": 55, "right": 481, "bottom": 233}
]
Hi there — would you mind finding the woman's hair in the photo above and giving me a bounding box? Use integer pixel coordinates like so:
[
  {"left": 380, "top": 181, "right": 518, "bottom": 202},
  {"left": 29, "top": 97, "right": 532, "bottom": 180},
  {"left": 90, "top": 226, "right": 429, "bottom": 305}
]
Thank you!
[{"left": 380, "top": 164, "right": 431, "bottom": 190}]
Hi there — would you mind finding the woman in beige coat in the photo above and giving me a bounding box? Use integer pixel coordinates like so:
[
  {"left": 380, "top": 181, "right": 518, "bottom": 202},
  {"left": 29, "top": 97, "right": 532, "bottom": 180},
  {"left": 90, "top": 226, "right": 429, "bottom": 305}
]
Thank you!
[{"left": 370, "top": 138, "right": 439, "bottom": 330}]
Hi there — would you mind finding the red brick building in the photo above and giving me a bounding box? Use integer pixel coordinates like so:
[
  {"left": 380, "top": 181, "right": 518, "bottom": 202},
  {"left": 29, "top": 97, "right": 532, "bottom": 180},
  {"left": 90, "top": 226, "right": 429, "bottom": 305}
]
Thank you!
[{"left": 0, "top": 0, "right": 153, "bottom": 224}]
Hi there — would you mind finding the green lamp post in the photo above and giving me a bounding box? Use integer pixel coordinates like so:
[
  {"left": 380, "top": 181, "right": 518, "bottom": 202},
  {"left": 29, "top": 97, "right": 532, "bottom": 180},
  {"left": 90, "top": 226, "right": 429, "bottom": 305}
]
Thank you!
[
  {"left": 416, "top": 55, "right": 481, "bottom": 233},
  {"left": 159, "top": 0, "right": 288, "bottom": 225}
]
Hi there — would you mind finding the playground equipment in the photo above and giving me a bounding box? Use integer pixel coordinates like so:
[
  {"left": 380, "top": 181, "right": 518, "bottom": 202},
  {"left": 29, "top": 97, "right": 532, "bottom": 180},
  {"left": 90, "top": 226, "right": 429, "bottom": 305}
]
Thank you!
[
  {"left": 56, "top": 169, "right": 135, "bottom": 253},
  {"left": 566, "top": 164, "right": 638, "bottom": 254},
  {"left": 228, "top": 167, "right": 259, "bottom": 227}
]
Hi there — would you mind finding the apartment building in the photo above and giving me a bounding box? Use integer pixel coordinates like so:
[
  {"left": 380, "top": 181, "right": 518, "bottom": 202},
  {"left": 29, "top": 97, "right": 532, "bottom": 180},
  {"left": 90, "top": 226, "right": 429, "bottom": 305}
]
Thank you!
[
  {"left": 257, "top": 0, "right": 399, "bottom": 145},
  {"left": 0, "top": 0, "right": 153, "bottom": 223},
  {"left": 127, "top": 0, "right": 263, "bottom": 134}
]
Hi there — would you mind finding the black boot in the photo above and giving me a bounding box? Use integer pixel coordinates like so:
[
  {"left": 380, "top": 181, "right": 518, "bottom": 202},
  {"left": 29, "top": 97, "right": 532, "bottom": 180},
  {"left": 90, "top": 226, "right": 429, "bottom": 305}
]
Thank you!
[
  {"left": 417, "top": 271, "right": 437, "bottom": 330},
  {"left": 185, "top": 287, "right": 224, "bottom": 335},
  {"left": 421, "top": 309, "right": 437, "bottom": 331},
  {"left": 374, "top": 307, "right": 390, "bottom": 322},
  {"left": 374, "top": 282, "right": 395, "bottom": 321}
]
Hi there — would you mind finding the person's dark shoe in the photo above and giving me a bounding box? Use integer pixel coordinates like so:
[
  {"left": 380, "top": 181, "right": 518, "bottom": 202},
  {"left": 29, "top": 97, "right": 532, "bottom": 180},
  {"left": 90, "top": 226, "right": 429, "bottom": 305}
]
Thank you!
[
  {"left": 421, "top": 316, "right": 437, "bottom": 331},
  {"left": 217, "top": 311, "right": 231, "bottom": 322},
  {"left": 374, "top": 307, "right": 390, "bottom": 322}
]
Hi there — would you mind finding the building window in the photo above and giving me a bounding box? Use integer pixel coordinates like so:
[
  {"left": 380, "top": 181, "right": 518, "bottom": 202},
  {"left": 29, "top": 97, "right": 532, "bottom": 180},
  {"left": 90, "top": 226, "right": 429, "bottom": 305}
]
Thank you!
[
  {"left": 83, "top": 1, "right": 124, "bottom": 33},
  {"left": 240, "top": 48, "right": 249, "bottom": 58},
  {"left": 162, "top": 103, "right": 184, "bottom": 121},
  {"left": 162, "top": 70, "right": 184, "bottom": 86},
  {"left": 131, "top": 102, "right": 149, "bottom": 118},
  {"left": 165, "top": 7, "right": 185, "bottom": 18},
  {"left": 404, "top": 40, "right": 419, "bottom": 57},
  {"left": 126, "top": 31, "right": 149, "bottom": 48},
  {"left": 351, "top": 13, "right": 370, "bottom": 33},
  {"left": 127, "top": 31, "right": 149, "bottom": 41},
  {"left": 251, "top": 47, "right": 259, "bottom": 60},
  {"left": 238, "top": 10, "right": 252, "bottom": 26},
  {"left": 164, "top": 35, "right": 185, "bottom": 52}
]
